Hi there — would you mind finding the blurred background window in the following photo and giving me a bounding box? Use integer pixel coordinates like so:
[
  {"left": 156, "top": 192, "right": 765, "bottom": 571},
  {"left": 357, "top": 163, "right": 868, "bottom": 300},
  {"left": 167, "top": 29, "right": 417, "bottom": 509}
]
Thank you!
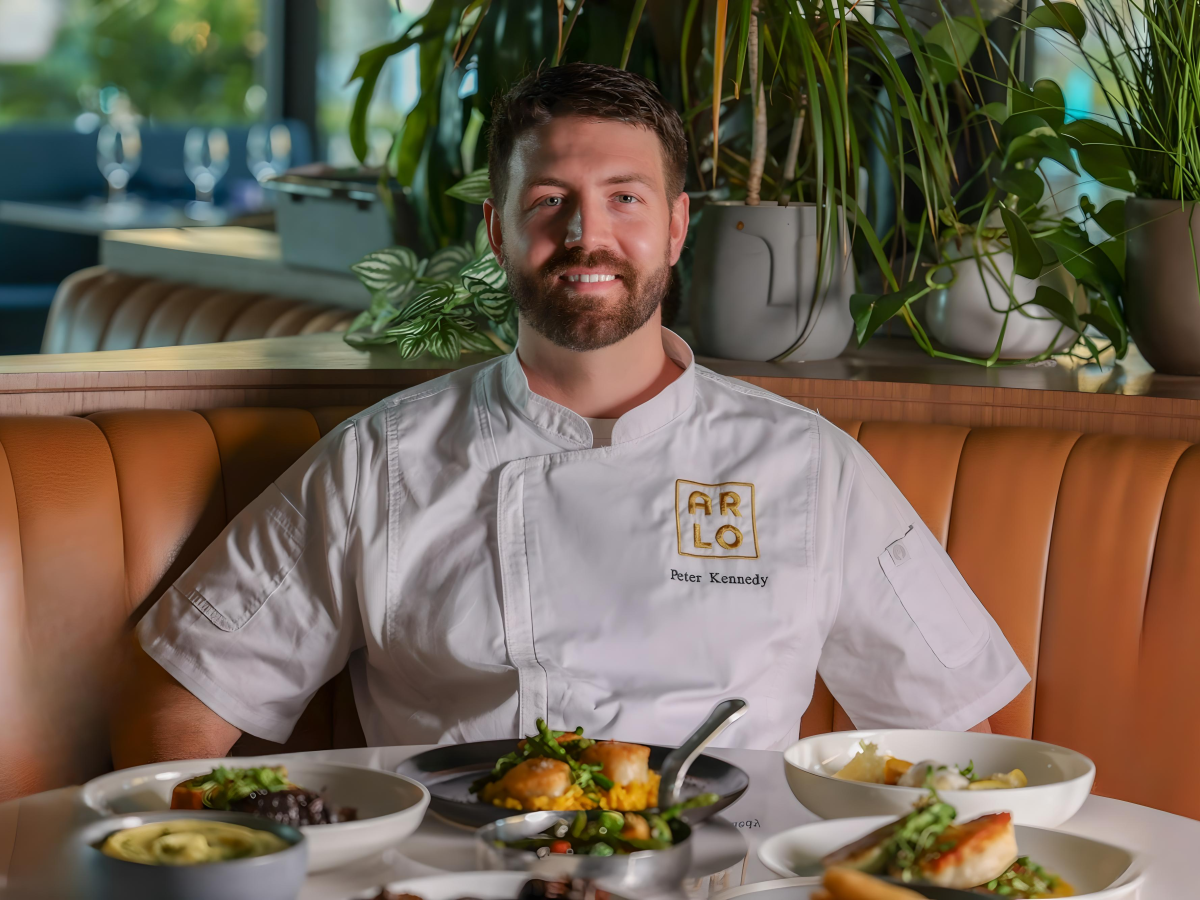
[
  {"left": 0, "top": 0, "right": 268, "bottom": 127},
  {"left": 318, "top": 0, "right": 427, "bottom": 167}
]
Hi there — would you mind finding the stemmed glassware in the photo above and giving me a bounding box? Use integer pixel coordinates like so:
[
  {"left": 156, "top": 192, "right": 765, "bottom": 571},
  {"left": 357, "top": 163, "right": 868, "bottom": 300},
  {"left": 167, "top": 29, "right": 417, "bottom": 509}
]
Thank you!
[
  {"left": 96, "top": 118, "right": 141, "bottom": 203},
  {"left": 247, "top": 123, "right": 292, "bottom": 183},
  {"left": 183, "top": 127, "right": 230, "bottom": 219}
]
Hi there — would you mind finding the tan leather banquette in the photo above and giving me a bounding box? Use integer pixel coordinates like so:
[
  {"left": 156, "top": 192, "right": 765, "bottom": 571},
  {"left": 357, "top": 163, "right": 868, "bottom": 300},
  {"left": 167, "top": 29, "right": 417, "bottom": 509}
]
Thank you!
[
  {"left": 41, "top": 267, "right": 357, "bottom": 354},
  {"left": 1, "top": 406, "right": 1196, "bottom": 821}
]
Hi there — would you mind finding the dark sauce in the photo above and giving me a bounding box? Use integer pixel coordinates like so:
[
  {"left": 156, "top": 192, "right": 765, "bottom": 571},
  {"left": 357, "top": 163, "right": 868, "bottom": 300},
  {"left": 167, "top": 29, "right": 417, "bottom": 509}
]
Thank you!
[{"left": 229, "top": 787, "right": 357, "bottom": 827}]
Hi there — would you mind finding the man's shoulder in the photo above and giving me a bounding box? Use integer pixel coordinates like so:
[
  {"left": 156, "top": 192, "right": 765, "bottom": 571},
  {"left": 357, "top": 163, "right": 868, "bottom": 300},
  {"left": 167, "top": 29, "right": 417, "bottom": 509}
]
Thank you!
[{"left": 693, "top": 364, "right": 858, "bottom": 446}]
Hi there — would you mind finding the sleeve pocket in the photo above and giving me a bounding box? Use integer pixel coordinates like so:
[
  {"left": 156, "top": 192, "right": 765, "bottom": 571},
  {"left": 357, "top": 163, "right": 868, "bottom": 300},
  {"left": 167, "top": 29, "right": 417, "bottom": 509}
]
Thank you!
[
  {"left": 175, "top": 484, "right": 307, "bottom": 633},
  {"left": 877, "top": 525, "right": 988, "bottom": 668}
]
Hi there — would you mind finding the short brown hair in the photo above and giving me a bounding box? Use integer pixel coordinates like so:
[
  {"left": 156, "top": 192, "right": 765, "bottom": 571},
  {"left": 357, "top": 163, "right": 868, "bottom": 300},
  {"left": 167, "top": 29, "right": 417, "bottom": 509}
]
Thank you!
[{"left": 487, "top": 62, "right": 688, "bottom": 207}]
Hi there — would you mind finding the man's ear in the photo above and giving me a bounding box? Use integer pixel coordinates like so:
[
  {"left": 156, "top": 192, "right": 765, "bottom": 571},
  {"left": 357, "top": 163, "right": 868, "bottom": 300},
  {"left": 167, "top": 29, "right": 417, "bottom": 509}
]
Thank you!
[
  {"left": 483, "top": 198, "right": 504, "bottom": 262},
  {"left": 667, "top": 191, "right": 690, "bottom": 267}
]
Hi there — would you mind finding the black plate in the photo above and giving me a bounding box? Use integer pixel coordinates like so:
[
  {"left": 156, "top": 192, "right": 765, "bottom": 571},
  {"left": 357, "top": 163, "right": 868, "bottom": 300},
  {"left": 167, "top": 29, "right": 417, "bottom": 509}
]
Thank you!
[{"left": 396, "top": 740, "right": 750, "bottom": 829}]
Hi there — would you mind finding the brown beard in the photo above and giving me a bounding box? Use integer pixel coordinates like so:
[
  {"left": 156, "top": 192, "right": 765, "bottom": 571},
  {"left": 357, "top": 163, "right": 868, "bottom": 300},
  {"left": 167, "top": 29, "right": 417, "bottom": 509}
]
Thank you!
[{"left": 504, "top": 246, "right": 671, "bottom": 351}]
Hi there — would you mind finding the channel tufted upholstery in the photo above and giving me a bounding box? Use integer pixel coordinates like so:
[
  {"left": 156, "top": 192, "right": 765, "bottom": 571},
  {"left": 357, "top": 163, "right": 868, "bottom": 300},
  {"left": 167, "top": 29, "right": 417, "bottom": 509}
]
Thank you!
[
  {"left": 40, "top": 267, "right": 358, "bottom": 354},
  {"left": 2, "top": 409, "right": 1200, "bottom": 822}
]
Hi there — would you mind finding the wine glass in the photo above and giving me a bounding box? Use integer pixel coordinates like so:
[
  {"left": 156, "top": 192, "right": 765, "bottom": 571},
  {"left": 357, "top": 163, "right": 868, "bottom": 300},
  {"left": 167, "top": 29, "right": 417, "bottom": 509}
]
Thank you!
[
  {"left": 183, "top": 127, "right": 230, "bottom": 219},
  {"left": 247, "top": 122, "right": 292, "bottom": 183},
  {"left": 96, "top": 119, "right": 141, "bottom": 202}
]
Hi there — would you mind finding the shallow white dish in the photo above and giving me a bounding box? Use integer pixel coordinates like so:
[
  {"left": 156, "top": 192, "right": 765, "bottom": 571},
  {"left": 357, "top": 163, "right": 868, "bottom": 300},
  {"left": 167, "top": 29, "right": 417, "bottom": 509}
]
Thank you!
[
  {"left": 81, "top": 756, "right": 429, "bottom": 873},
  {"left": 710, "top": 879, "right": 824, "bottom": 900},
  {"left": 348, "top": 871, "right": 530, "bottom": 900},
  {"left": 784, "top": 730, "right": 1095, "bottom": 827},
  {"left": 757, "top": 816, "right": 1144, "bottom": 899}
]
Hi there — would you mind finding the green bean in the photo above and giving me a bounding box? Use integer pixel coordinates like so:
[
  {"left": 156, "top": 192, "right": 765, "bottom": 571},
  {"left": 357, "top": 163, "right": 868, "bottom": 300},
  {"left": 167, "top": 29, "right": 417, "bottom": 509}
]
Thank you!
[
  {"left": 587, "top": 842, "right": 615, "bottom": 857},
  {"left": 571, "top": 811, "right": 587, "bottom": 837},
  {"left": 598, "top": 811, "right": 624, "bottom": 832}
]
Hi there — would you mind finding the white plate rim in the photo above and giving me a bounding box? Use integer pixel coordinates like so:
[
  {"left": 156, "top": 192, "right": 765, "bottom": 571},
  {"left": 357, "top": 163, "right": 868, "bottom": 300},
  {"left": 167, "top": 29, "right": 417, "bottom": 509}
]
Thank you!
[
  {"left": 346, "top": 871, "right": 534, "bottom": 900},
  {"left": 756, "top": 815, "right": 1147, "bottom": 896},
  {"left": 80, "top": 756, "right": 431, "bottom": 835},
  {"left": 783, "top": 729, "right": 1097, "bottom": 795}
]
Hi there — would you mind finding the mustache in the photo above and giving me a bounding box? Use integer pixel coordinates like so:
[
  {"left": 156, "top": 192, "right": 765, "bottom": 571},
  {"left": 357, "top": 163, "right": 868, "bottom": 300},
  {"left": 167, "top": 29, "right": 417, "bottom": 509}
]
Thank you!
[{"left": 539, "top": 247, "right": 637, "bottom": 281}]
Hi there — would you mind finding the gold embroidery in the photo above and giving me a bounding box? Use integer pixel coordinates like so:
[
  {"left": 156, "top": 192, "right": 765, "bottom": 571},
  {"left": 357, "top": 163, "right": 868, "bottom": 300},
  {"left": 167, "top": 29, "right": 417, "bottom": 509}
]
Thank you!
[
  {"left": 674, "top": 479, "right": 759, "bottom": 559},
  {"left": 715, "top": 524, "right": 743, "bottom": 549}
]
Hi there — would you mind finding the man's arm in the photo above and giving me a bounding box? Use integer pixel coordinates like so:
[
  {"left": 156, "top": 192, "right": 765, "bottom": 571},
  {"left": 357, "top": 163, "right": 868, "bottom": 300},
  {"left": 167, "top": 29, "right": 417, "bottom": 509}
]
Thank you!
[
  {"left": 968, "top": 719, "right": 993, "bottom": 734},
  {"left": 111, "top": 638, "right": 241, "bottom": 769}
]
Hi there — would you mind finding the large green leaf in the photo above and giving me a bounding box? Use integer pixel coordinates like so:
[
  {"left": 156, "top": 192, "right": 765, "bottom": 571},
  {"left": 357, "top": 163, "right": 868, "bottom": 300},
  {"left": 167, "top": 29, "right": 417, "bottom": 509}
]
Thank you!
[
  {"left": 925, "top": 16, "right": 981, "bottom": 70},
  {"left": 850, "top": 280, "right": 927, "bottom": 346},
  {"left": 1029, "top": 284, "right": 1079, "bottom": 330},
  {"left": 1026, "top": 2, "right": 1086, "bottom": 40},
  {"left": 1032, "top": 80, "right": 1066, "bottom": 130},
  {"left": 447, "top": 168, "right": 492, "bottom": 204},
  {"left": 459, "top": 253, "right": 507, "bottom": 288},
  {"left": 423, "top": 244, "right": 474, "bottom": 281},
  {"left": 350, "top": 247, "right": 421, "bottom": 298},
  {"left": 1059, "top": 120, "right": 1135, "bottom": 191},
  {"left": 1006, "top": 132, "right": 1079, "bottom": 174},
  {"left": 994, "top": 168, "right": 1045, "bottom": 206},
  {"left": 1093, "top": 198, "right": 1126, "bottom": 238},
  {"left": 1000, "top": 207, "right": 1044, "bottom": 279}
]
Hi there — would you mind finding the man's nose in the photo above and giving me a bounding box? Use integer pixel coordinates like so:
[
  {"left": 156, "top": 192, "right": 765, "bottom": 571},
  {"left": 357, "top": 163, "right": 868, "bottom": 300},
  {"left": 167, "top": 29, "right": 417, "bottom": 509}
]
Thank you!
[{"left": 562, "top": 196, "right": 614, "bottom": 251}]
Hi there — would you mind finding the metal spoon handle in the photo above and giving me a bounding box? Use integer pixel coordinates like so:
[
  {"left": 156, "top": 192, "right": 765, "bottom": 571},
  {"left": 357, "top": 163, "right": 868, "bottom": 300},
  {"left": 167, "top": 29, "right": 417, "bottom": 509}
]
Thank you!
[{"left": 658, "top": 697, "right": 748, "bottom": 809}]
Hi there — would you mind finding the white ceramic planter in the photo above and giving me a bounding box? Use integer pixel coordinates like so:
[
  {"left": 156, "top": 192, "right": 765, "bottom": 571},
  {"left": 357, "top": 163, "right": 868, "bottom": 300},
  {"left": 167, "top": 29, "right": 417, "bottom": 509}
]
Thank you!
[
  {"left": 925, "top": 246, "right": 1079, "bottom": 359},
  {"left": 689, "top": 201, "right": 855, "bottom": 361}
]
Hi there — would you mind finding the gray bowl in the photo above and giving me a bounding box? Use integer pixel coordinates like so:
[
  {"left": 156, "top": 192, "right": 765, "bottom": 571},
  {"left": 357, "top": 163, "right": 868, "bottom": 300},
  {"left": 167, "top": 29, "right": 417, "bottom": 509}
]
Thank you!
[
  {"left": 476, "top": 810, "right": 693, "bottom": 893},
  {"left": 76, "top": 810, "right": 308, "bottom": 900}
]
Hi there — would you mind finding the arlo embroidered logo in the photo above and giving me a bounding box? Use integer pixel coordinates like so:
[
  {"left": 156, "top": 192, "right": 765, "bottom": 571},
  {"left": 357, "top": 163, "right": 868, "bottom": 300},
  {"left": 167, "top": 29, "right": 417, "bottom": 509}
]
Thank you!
[{"left": 675, "top": 479, "right": 759, "bottom": 559}]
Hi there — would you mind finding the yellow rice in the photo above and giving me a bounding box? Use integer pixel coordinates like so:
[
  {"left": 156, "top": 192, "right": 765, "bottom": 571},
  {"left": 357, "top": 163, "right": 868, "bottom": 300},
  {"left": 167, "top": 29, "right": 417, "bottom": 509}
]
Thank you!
[{"left": 481, "top": 771, "right": 661, "bottom": 812}]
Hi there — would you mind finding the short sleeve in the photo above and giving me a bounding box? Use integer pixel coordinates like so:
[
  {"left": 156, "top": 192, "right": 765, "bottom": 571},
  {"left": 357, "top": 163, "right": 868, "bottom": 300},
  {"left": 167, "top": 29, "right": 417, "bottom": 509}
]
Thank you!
[
  {"left": 816, "top": 434, "right": 1030, "bottom": 732},
  {"left": 137, "top": 422, "right": 364, "bottom": 743}
]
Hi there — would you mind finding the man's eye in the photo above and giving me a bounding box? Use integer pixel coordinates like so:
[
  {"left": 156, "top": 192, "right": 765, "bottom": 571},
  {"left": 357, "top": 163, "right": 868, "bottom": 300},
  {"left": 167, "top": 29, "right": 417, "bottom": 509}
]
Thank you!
[
  {"left": 616, "top": 194, "right": 638, "bottom": 204},
  {"left": 542, "top": 196, "right": 563, "bottom": 207}
]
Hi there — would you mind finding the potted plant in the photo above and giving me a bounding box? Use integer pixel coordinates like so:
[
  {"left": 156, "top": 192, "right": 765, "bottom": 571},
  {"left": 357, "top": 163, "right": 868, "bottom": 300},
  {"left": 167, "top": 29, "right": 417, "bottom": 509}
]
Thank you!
[
  {"left": 687, "top": 0, "right": 962, "bottom": 362},
  {"left": 848, "top": 5, "right": 1130, "bottom": 366},
  {"left": 1044, "top": 0, "right": 1200, "bottom": 373}
]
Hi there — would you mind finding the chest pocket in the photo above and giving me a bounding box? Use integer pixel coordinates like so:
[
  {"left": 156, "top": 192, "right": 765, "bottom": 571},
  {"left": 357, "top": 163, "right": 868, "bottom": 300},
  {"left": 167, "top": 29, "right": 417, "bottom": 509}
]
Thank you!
[{"left": 878, "top": 525, "right": 988, "bottom": 668}]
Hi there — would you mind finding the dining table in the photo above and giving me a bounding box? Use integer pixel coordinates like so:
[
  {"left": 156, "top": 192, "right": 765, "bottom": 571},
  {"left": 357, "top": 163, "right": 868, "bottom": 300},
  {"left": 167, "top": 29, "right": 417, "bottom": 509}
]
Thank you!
[{"left": 1, "top": 744, "right": 1195, "bottom": 899}]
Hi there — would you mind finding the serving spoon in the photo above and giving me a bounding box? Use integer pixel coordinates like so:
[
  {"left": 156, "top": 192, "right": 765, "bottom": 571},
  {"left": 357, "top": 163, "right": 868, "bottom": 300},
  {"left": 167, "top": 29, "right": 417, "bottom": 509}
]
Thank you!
[{"left": 657, "top": 697, "right": 749, "bottom": 809}]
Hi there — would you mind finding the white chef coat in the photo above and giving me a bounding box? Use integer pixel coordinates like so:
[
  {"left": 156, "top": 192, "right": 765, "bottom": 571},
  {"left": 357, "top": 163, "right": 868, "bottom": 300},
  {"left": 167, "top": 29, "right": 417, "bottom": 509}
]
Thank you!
[{"left": 138, "top": 328, "right": 1029, "bottom": 750}]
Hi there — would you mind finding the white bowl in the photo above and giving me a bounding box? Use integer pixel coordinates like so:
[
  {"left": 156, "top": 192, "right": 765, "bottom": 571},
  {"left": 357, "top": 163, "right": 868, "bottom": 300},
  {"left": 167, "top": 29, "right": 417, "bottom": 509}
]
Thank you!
[
  {"left": 81, "top": 757, "right": 429, "bottom": 873},
  {"left": 711, "top": 880, "right": 825, "bottom": 900},
  {"left": 757, "top": 816, "right": 1144, "bottom": 899},
  {"left": 348, "top": 871, "right": 531, "bottom": 900},
  {"left": 784, "top": 730, "right": 1094, "bottom": 827}
]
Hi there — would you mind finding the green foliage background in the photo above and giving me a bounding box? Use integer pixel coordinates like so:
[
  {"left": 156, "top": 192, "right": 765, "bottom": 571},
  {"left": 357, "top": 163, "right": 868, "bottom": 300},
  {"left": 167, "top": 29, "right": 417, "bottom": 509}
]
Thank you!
[{"left": 0, "top": 0, "right": 263, "bottom": 125}]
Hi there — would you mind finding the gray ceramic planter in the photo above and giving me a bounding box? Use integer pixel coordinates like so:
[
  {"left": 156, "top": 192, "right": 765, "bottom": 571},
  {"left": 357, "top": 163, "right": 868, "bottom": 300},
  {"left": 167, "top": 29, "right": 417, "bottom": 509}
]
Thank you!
[
  {"left": 1125, "top": 197, "right": 1200, "bottom": 374},
  {"left": 689, "top": 201, "right": 854, "bottom": 361}
]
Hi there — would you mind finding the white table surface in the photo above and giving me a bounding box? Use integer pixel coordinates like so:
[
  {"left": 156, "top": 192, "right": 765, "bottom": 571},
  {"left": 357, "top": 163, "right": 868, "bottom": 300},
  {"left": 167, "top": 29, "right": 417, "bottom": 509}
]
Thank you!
[{"left": 2, "top": 744, "right": 1195, "bottom": 899}]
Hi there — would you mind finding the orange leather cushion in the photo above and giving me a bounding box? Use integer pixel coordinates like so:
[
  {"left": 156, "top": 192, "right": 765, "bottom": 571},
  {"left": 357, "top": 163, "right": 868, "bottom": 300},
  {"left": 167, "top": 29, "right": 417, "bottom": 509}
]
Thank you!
[
  {"left": 0, "top": 417, "right": 128, "bottom": 792},
  {"left": 858, "top": 421, "right": 969, "bottom": 547},
  {"left": 264, "top": 304, "right": 326, "bottom": 338},
  {"left": 1035, "top": 434, "right": 1188, "bottom": 798},
  {"left": 309, "top": 405, "right": 368, "bottom": 437},
  {"left": 88, "top": 411, "right": 227, "bottom": 618},
  {"left": 946, "top": 428, "right": 1080, "bottom": 737},
  {"left": 1126, "top": 445, "right": 1200, "bottom": 816},
  {"left": 199, "top": 408, "right": 322, "bottom": 517},
  {"left": 301, "top": 309, "right": 357, "bottom": 335}
]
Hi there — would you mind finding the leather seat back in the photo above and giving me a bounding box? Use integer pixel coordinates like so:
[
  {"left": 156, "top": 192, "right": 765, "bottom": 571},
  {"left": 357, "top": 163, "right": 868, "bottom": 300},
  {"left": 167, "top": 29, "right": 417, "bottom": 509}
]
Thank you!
[
  {"left": 2, "top": 410, "right": 1199, "bottom": 820},
  {"left": 40, "top": 269, "right": 357, "bottom": 354}
]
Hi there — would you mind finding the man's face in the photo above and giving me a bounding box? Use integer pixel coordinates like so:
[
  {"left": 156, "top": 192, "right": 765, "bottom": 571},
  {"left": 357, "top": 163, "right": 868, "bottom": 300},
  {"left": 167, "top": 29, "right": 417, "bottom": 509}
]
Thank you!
[{"left": 483, "top": 116, "right": 689, "bottom": 352}]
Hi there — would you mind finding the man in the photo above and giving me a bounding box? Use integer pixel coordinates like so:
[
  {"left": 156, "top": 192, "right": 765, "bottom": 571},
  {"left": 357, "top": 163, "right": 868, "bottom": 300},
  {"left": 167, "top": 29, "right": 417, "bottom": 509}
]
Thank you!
[{"left": 113, "top": 64, "right": 1027, "bottom": 766}]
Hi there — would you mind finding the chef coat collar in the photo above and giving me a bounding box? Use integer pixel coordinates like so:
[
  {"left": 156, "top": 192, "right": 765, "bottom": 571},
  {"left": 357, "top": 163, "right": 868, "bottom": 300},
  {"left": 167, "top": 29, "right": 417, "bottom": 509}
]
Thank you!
[{"left": 500, "top": 327, "right": 696, "bottom": 448}]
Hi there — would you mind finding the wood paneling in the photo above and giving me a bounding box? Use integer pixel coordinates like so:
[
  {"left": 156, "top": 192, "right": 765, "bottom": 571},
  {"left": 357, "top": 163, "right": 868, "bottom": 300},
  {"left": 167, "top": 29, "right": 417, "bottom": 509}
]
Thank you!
[{"left": 4, "top": 333, "right": 1200, "bottom": 440}]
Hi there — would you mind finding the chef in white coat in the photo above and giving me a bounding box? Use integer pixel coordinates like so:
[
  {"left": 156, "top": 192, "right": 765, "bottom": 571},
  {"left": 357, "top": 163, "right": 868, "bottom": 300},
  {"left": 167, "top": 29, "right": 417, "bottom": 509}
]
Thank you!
[{"left": 115, "top": 63, "right": 1028, "bottom": 764}]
